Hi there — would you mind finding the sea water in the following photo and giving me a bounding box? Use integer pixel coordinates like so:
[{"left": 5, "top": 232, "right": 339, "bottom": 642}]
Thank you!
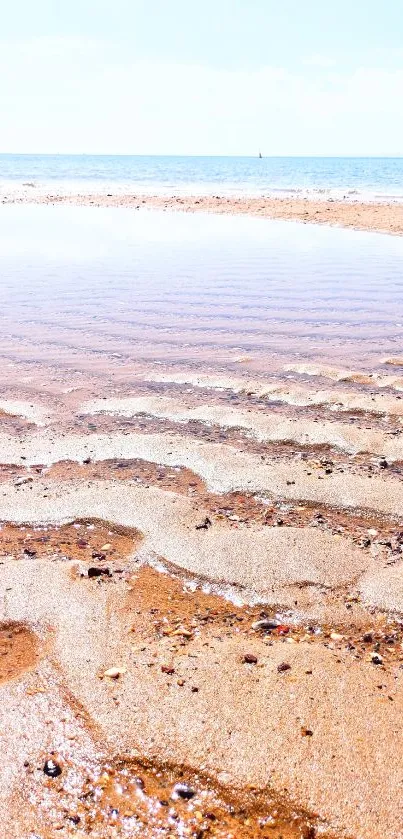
[{"left": 1, "top": 154, "right": 403, "bottom": 200}]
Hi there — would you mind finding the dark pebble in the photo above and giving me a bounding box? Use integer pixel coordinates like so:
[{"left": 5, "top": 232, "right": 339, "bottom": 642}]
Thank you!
[
  {"left": 68, "top": 815, "right": 81, "bottom": 825},
  {"left": 88, "top": 567, "right": 111, "bottom": 577},
  {"left": 173, "top": 783, "right": 196, "bottom": 800},
  {"left": 243, "top": 653, "right": 258, "bottom": 664},
  {"left": 196, "top": 517, "right": 212, "bottom": 530},
  {"left": 277, "top": 662, "right": 291, "bottom": 672},
  {"left": 43, "top": 759, "right": 62, "bottom": 778}
]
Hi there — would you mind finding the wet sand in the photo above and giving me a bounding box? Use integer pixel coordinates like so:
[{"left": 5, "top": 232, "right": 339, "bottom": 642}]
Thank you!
[
  {"left": 3, "top": 188, "right": 403, "bottom": 236},
  {"left": 2, "top": 205, "right": 403, "bottom": 837}
]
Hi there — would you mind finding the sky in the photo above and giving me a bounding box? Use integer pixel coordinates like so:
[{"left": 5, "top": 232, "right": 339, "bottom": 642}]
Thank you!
[{"left": 1, "top": 0, "right": 403, "bottom": 155}]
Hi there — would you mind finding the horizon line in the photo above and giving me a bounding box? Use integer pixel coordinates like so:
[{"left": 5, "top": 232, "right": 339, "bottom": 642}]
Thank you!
[{"left": 1, "top": 152, "right": 403, "bottom": 160}]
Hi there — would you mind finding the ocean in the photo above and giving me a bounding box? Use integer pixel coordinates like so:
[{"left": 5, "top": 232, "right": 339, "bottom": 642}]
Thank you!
[{"left": 1, "top": 154, "right": 403, "bottom": 200}]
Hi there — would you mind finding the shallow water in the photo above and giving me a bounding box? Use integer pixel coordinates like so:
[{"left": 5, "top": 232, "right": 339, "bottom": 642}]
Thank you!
[{"left": 1, "top": 204, "right": 403, "bottom": 376}]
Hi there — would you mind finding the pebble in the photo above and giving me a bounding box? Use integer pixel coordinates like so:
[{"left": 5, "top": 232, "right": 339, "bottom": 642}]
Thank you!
[
  {"left": 243, "top": 654, "right": 258, "bottom": 664},
  {"left": 330, "top": 632, "right": 344, "bottom": 641},
  {"left": 43, "top": 759, "right": 62, "bottom": 778},
  {"left": 195, "top": 517, "right": 212, "bottom": 530},
  {"left": 277, "top": 662, "right": 291, "bottom": 672},
  {"left": 172, "top": 783, "right": 196, "bottom": 800},
  {"left": 371, "top": 653, "right": 383, "bottom": 665},
  {"left": 251, "top": 619, "right": 280, "bottom": 631},
  {"left": 301, "top": 727, "right": 313, "bottom": 737},
  {"left": 15, "top": 477, "right": 33, "bottom": 487},
  {"left": 103, "top": 666, "right": 127, "bottom": 678},
  {"left": 171, "top": 627, "right": 192, "bottom": 638}
]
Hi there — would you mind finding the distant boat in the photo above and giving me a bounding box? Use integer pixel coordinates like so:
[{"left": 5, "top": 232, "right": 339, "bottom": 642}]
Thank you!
[{"left": 258, "top": 151, "right": 262, "bottom": 159}]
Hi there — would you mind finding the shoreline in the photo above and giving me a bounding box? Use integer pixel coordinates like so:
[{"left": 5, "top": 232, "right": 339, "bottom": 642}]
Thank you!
[{"left": 3, "top": 188, "right": 403, "bottom": 234}]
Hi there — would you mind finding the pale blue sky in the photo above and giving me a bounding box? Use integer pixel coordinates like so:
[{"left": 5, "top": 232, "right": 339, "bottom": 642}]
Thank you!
[{"left": 1, "top": 1, "right": 403, "bottom": 155}]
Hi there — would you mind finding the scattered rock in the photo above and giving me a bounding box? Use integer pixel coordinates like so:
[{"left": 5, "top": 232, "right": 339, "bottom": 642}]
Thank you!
[
  {"left": 277, "top": 662, "right": 291, "bottom": 672},
  {"left": 161, "top": 665, "right": 175, "bottom": 674}
]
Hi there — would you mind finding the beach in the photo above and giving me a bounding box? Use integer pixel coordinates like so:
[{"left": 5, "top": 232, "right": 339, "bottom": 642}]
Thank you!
[
  {"left": 2, "top": 202, "right": 403, "bottom": 837},
  {"left": 2, "top": 187, "right": 403, "bottom": 235}
]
